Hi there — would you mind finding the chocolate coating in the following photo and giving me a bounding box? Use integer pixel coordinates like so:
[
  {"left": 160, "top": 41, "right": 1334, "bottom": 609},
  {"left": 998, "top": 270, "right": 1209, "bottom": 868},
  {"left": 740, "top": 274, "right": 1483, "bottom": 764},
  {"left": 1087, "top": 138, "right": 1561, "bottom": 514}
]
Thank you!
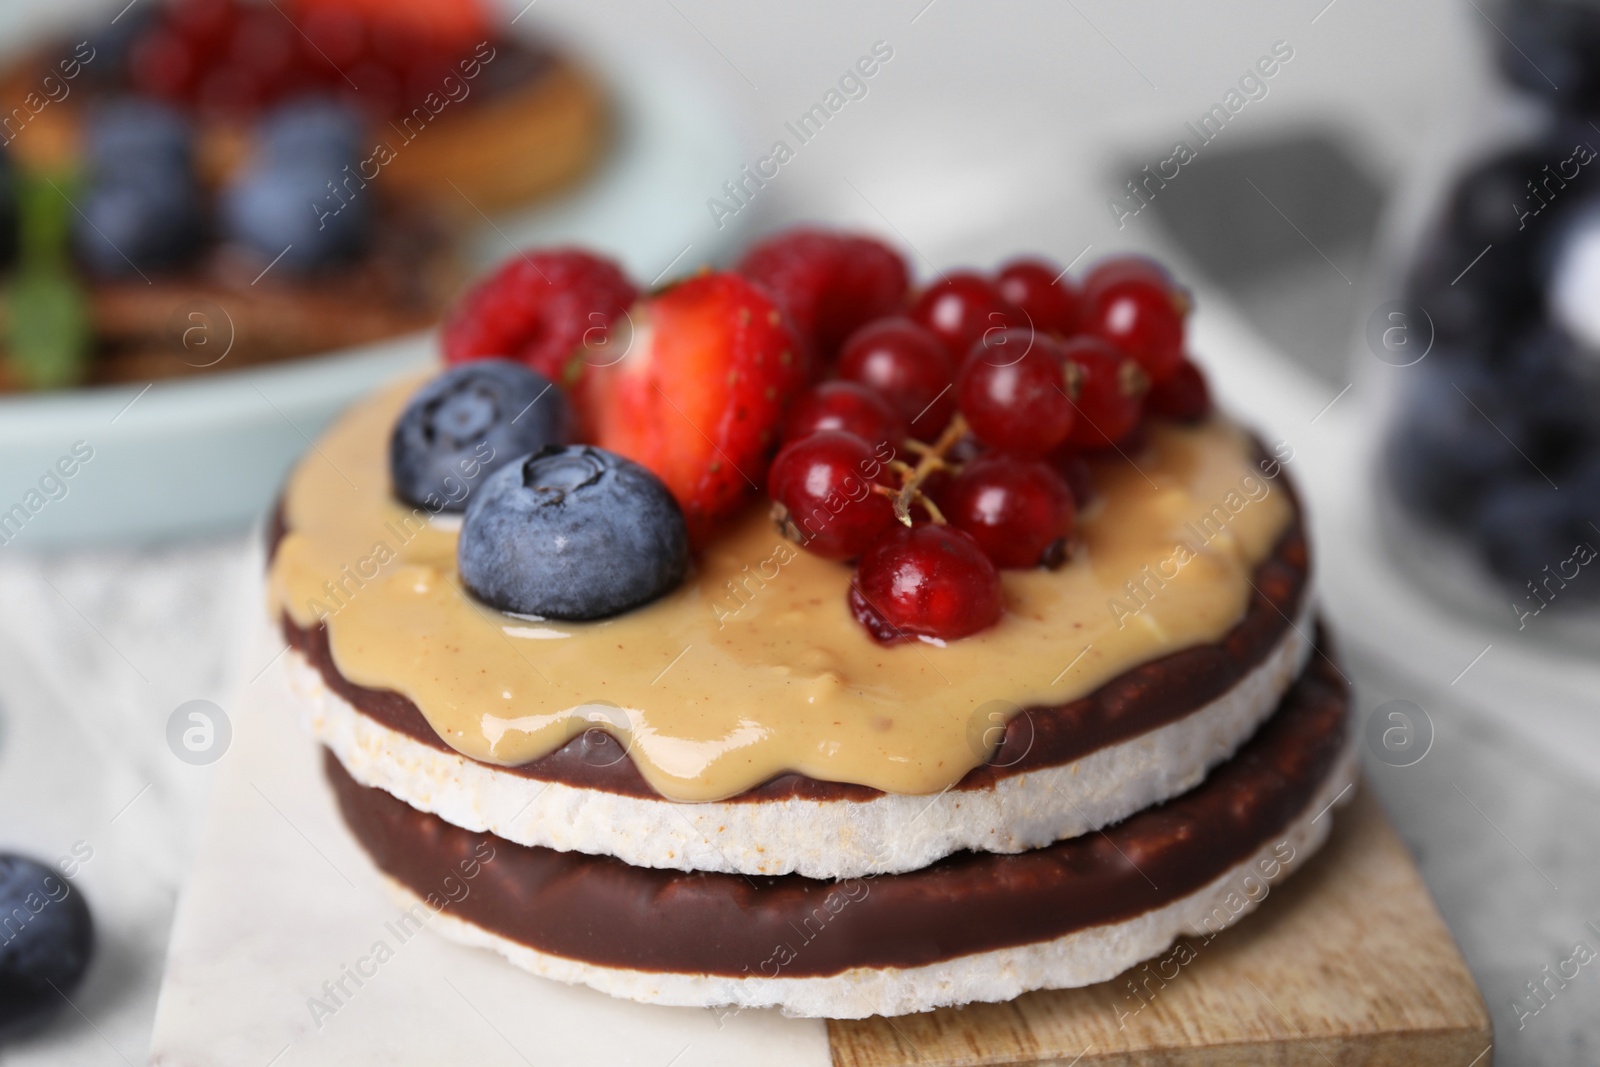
[{"left": 325, "top": 641, "right": 1349, "bottom": 977}]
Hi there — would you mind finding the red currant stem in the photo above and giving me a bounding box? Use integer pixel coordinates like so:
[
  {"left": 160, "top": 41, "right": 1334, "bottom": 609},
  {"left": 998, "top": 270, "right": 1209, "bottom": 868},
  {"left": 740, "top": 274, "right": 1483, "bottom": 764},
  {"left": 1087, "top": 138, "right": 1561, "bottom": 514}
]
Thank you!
[{"left": 893, "top": 413, "right": 969, "bottom": 526}]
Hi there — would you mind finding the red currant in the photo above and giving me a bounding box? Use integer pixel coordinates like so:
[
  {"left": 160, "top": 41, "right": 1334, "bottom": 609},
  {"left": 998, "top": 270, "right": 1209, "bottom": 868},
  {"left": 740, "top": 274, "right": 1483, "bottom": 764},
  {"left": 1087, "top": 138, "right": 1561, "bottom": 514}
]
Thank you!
[
  {"left": 1048, "top": 446, "right": 1096, "bottom": 507},
  {"left": 836, "top": 317, "right": 956, "bottom": 440},
  {"left": 1060, "top": 336, "right": 1146, "bottom": 449},
  {"left": 1081, "top": 255, "right": 1173, "bottom": 301},
  {"left": 769, "top": 431, "right": 897, "bottom": 560},
  {"left": 1145, "top": 359, "right": 1212, "bottom": 422},
  {"left": 995, "top": 258, "right": 1079, "bottom": 335},
  {"left": 956, "top": 330, "right": 1075, "bottom": 457},
  {"left": 1083, "top": 269, "right": 1186, "bottom": 384},
  {"left": 909, "top": 272, "right": 1024, "bottom": 360},
  {"left": 938, "top": 454, "right": 1075, "bottom": 568},
  {"left": 783, "top": 381, "right": 907, "bottom": 453},
  {"left": 850, "top": 524, "right": 1003, "bottom": 642}
]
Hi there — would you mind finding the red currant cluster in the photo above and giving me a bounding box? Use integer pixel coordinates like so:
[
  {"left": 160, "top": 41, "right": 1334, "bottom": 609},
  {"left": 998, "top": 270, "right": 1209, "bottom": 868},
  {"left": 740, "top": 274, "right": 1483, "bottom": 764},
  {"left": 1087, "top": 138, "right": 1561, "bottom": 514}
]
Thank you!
[
  {"left": 126, "top": 0, "right": 495, "bottom": 122},
  {"left": 765, "top": 251, "right": 1211, "bottom": 645}
]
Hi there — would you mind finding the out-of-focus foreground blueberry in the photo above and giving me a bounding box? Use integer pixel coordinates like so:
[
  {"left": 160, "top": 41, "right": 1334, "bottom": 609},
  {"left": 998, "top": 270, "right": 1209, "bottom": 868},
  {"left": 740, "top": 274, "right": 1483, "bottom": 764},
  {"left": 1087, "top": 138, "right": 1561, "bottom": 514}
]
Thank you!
[
  {"left": 390, "top": 360, "right": 569, "bottom": 511},
  {"left": 459, "top": 445, "right": 690, "bottom": 621},
  {"left": 0, "top": 854, "right": 93, "bottom": 1040}
]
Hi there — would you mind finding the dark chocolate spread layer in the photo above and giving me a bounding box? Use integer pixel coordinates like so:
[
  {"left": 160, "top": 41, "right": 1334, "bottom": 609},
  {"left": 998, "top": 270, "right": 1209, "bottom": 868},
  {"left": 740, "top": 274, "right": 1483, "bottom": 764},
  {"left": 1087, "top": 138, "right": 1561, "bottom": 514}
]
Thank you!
[{"left": 325, "top": 642, "right": 1349, "bottom": 977}]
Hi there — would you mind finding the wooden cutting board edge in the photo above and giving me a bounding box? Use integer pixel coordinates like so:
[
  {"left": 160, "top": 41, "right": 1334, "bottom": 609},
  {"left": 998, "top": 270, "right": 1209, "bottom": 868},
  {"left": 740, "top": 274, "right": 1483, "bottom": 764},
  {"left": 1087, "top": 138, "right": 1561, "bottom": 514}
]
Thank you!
[{"left": 826, "top": 782, "right": 1493, "bottom": 1067}]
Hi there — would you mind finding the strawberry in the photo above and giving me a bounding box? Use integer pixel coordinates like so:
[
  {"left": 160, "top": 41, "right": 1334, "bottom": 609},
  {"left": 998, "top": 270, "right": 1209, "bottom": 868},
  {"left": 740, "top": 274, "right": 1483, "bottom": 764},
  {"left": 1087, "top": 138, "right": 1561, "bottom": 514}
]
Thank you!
[{"left": 586, "top": 272, "right": 803, "bottom": 546}]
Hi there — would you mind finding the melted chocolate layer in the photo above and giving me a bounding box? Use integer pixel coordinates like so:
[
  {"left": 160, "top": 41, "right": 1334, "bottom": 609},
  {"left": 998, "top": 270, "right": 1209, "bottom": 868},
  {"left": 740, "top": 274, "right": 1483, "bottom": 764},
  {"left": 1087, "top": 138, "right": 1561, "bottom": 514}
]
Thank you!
[
  {"left": 326, "top": 642, "right": 1349, "bottom": 977},
  {"left": 282, "top": 515, "right": 1308, "bottom": 801}
]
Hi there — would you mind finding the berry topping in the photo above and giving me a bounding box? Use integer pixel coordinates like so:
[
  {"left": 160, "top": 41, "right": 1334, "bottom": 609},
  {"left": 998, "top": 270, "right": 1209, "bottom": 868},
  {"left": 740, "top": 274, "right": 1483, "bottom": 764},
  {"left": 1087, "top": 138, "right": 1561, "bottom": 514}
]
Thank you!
[
  {"left": 0, "top": 853, "right": 94, "bottom": 1039},
  {"left": 1144, "top": 358, "right": 1212, "bottom": 422},
  {"left": 736, "top": 228, "right": 908, "bottom": 365},
  {"left": 995, "top": 258, "right": 1079, "bottom": 335},
  {"left": 124, "top": 0, "right": 493, "bottom": 120},
  {"left": 956, "top": 330, "right": 1076, "bottom": 457},
  {"left": 1059, "top": 336, "right": 1147, "bottom": 449},
  {"left": 458, "top": 445, "right": 689, "bottom": 620},
  {"left": 782, "top": 380, "right": 907, "bottom": 451},
  {"left": 390, "top": 359, "right": 569, "bottom": 511},
  {"left": 836, "top": 317, "right": 956, "bottom": 440},
  {"left": 443, "top": 249, "right": 638, "bottom": 387},
  {"left": 1081, "top": 259, "right": 1187, "bottom": 383},
  {"left": 909, "top": 271, "right": 1024, "bottom": 359},
  {"left": 587, "top": 271, "right": 803, "bottom": 545},
  {"left": 850, "top": 524, "right": 1003, "bottom": 643},
  {"left": 769, "top": 431, "right": 898, "bottom": 560},
  {"left": 936, "top": 453, "right": 1076, "bottom": 568}
]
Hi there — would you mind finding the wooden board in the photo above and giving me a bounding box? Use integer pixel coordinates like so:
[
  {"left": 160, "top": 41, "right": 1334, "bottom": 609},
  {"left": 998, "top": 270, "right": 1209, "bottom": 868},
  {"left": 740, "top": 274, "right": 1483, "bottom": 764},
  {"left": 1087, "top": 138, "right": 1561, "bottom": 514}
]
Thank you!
[{"left": 828, "top": 784, "right": 1491, "bottom": 1067}]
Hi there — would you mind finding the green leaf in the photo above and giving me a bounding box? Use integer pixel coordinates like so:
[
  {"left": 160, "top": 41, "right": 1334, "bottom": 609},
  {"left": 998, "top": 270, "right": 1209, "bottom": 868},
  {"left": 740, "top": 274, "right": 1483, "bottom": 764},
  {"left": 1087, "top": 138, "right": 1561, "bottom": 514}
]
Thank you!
[
  {"left": 3, "top": 167, "right": 92, "bottom": 388},
  {"left": 5, "top": 268, "right": 91, "bottom": 389}
]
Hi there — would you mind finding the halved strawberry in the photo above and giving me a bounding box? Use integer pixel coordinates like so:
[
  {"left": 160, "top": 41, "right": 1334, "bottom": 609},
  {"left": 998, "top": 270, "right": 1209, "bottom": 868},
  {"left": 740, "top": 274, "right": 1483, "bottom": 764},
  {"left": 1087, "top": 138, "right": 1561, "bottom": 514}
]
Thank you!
[{"left": 585, "top": 272, "right": 803, "bottom": 546}]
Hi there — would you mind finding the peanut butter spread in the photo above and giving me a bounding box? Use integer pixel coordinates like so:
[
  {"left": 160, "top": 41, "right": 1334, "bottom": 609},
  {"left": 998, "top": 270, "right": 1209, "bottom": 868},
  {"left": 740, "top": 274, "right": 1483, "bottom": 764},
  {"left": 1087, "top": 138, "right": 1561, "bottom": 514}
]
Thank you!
[{"left": 270, "top": 378, "right": 1293, "bottom": 801}]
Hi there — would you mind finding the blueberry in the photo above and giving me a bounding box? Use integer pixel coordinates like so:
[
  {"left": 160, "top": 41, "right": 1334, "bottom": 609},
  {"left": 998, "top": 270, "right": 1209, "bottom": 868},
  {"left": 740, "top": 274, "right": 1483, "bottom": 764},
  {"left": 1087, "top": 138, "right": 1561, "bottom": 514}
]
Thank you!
[
  {"left": 0, "top": 854, "right": 93, "bottom": 1040},
  {"left": 1473, "top": 478, "right": 1600, "bottom": 597},
  {"left": 1386, "top": 367, "right": 1532, "bottom": 524},
  {"left": 83, "top": 98, "right": 193, "bottom": 173},
  {"left": 220, "top": 158, "right": 371, "bottom": 272},
  {"left": 459, "top": 446, "right": 690, "bottom": 621},
  {"left": 390, "top": 360, "right": 570, "bottom": 512},
  {"left": 72, "top": 163, "right": 205, "bottom": 277},
  {"left": 258, "top": 98, "right": 365, "bottom": 167}
]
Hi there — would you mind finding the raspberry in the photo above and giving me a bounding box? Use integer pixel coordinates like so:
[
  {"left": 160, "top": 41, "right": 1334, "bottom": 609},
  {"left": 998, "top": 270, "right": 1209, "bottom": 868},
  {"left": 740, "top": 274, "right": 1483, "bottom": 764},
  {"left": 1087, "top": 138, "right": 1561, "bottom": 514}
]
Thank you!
[
  {"left": 442, "top": 249, "right": 638, "bottom": 387},
  {"left": 737, "top": 228, "right": 908, "bottom": 367}
]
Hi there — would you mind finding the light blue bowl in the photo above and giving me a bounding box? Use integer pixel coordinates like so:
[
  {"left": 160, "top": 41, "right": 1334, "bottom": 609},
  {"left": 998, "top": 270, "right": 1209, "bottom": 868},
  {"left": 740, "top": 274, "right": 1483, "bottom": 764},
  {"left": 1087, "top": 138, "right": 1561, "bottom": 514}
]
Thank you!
[{"left": 0, "top": 56, "right": 749, "bottom": 548}]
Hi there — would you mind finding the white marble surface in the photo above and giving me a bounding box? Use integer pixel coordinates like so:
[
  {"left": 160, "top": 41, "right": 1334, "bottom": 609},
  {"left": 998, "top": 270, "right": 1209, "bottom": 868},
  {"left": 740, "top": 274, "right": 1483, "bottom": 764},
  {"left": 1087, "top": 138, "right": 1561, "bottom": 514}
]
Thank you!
[{"left": 145, "top": 611, "right": 831, "bottom": 1067}]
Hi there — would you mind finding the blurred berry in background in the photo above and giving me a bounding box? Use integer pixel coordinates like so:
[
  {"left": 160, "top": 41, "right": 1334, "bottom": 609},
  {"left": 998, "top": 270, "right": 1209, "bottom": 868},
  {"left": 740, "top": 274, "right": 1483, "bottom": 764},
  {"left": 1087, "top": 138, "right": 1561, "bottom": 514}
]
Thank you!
[{"left": 1387, "top": 0, "right": 1600, "bottom": 603}]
